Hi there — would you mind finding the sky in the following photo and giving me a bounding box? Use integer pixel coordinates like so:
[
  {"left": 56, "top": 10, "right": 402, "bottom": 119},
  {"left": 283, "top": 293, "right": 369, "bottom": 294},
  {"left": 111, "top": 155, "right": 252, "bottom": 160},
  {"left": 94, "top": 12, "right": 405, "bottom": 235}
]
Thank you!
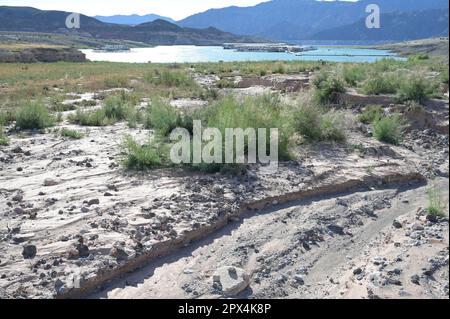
[{"left": 0, "top": 0, "right": 272, "bottom": 20}]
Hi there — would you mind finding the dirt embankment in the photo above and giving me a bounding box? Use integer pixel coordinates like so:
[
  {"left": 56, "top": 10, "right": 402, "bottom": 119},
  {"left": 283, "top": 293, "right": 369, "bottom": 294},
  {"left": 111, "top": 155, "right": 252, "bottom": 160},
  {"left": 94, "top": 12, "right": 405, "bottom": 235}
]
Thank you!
[{"left": 0, "top": 47, "right": 86, "bottom": 63}]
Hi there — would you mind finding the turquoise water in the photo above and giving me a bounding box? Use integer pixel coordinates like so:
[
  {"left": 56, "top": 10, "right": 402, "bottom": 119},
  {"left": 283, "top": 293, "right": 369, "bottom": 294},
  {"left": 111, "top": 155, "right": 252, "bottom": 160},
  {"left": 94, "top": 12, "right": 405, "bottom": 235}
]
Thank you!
[{"left": 81, "top": 45, "right": 402, "bottom": 64}]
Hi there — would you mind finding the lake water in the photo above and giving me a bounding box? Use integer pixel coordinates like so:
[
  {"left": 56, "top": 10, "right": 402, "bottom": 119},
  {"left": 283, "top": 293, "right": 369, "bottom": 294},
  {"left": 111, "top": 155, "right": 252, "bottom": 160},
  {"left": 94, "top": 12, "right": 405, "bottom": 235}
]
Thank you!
[{"left": 81, "top": 45, "right": 402, "bottom": 64}]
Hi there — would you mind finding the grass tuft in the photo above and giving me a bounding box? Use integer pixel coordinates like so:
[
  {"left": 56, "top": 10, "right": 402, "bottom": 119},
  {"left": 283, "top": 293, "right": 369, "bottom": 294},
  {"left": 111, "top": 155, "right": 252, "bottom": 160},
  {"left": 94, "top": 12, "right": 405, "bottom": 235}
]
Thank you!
[{"left": 60, "top": 128, "right": 84, "bottom": 139}]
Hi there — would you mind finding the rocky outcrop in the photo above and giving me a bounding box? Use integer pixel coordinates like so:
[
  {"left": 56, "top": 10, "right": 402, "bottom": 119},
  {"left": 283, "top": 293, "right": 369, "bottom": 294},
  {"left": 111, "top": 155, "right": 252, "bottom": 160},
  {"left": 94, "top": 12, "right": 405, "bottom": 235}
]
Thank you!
[{"left": 0, "top": 47, "right": 86, "bottom": 63}]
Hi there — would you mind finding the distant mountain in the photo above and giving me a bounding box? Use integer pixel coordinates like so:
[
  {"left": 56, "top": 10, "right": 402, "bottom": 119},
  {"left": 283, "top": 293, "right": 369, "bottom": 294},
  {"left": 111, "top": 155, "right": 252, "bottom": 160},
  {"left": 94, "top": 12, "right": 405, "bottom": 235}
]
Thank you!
[
  {"left": 178, "top": 0, "right": 450, "bottom": 40},
  {"left": 309, "top": 9, "right": 449, "bottom": 41},
  {"left": 95, "top": 14, "right": 175, "bottom": 25},
  {"left": 0, "top": 6, "right": 262, "bottom": 46}
]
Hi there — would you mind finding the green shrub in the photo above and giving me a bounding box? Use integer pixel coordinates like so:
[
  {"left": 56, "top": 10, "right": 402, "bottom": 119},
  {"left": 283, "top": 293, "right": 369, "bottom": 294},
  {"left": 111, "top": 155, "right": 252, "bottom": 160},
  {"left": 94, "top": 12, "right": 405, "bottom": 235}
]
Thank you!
[
  {"left": 397, "top": 77, "right": 431, "bottom": 104},
  {"left": 15, "top": 101, "right": 54, "bottom": 130},
  {"left": 60, "top": 128, "right": 83, "bottom": 139},
  {"left": 121, "top": 136, "right": 166, "bottom": 170},
  {"left": 361, "top": 75, "right": 398, "bottom": 95},
  {"left": 293, "top": 104, "right": 346, "bottom": 142},
  {"left": 144, "top": 99, "right": 181, "bottom": 136},
  {"left": 206, "top": 95, "right": 292, "bottom": 161},
  {"left": 342, "top": 65, "right": 367, "bottom": 86},
  {"left": 69, "top": 108, "right": 111, "bottom": 126},
  {"left": 427, "top": 185, "right": 447, "bottom": 218},
  {"left": 312, "top": 72, "right": 345, "bottom": 104},
  {"left": 372, "top": 114, "right": 404, "bottom": 145},
  {"left": 0, "top": 126, "right": 9, "bottom": 146},
  {"left": 359, "top": 105, "right": 384, "bottom": 124}
]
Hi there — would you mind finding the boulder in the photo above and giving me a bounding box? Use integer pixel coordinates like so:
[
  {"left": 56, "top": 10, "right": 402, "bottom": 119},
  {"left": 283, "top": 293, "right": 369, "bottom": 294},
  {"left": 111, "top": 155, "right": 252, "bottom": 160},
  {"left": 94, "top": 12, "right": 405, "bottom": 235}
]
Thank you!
[{"left": 213, "top": 266, "right": 250, "bottom": 297}]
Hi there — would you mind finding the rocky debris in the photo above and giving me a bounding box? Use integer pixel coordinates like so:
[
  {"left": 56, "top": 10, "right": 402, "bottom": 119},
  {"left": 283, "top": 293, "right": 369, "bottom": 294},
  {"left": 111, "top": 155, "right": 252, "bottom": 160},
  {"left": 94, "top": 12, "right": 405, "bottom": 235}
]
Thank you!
[
  {"left": 393, "top": 220, "right": 403, "bottom": 229},
  {"left": 87, "top": 199, "right": 100, "bottom": 206},
  {"left": 68, "top": 238, "right": 90, "bottom": 259},
  {"left": 43, "top": 178, "right": 59, "bottom": 187},
  {"left": 22, "top": 245, "right": 37, "bottom": 259},
  {"left": 213, "top": 266, "right": 250, "bottom": 297}
]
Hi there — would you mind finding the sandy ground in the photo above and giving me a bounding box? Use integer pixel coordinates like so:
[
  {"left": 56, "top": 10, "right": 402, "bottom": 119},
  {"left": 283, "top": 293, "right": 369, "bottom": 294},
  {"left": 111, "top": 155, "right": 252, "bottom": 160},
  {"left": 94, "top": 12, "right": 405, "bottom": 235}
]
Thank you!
[
  {"left": 92, "top": 178, "right": 448, "bottom": 299},
  {"left": 0, "top": 73, "right": 448, "bottom": 299}
]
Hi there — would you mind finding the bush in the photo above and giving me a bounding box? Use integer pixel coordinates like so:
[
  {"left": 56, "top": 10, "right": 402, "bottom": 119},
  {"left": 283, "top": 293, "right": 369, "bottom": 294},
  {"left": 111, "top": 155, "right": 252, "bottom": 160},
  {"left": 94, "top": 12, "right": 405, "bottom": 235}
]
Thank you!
[
  {"left": 60, "top": 128, "right": 83, "bottom": 139},
  {"left": 397, "top": 77, "right": 430, "bottom": 104},
  {"left": 15, "top": 101, "right": 54, "bottom": 130},
  {"left": 372, "top": 114, "right": 404, "bottom": 145},
  {"left": 293, "top": 104, "right": 346, "bottom": 142},
  {"left": 144, "top": 99, "right": 181, "bottom": 137},
  {"left": 69, "top": 108, "right": 111, "bottom": 126},
  {"left": 358, "top": 105, "right": 384, "bottom": 124},
  {"left": 206, "top": 95, "right": 292, "bottom": 161},
  {"left": 361, "top": 75, "right": 398, "bottom": 95},
  {"left": 312, "top": 72, "right": 345, "bottom": 104},
  {"left": 121, "top": 136, "right": 166, "bottom": 170},
  {"left": 341, "top": 65, "right": 367, "bottom": 86}
]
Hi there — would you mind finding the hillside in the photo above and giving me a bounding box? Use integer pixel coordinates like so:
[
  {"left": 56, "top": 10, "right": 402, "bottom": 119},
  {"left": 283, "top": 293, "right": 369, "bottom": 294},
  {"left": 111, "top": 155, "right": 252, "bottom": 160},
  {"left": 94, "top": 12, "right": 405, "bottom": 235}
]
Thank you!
[
  {"left": 309, "top": 9, "right": 449, "bottom": 41},
  {"left": 178, "top": 0, "right": 449, "bottom": 41},
  {"left": 0, "top": 6, "right": 261, "bottom": 46}
]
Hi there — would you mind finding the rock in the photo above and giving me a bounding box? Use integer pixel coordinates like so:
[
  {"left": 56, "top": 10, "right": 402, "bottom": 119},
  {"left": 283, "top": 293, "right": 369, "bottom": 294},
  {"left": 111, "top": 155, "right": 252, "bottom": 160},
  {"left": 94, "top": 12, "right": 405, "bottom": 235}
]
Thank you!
[
  {"left": 87, "top": 199, "right": 100, "bottom": 206},
  {"left": 43, "top": 178, "right": 59, "bottom": 187},
  {"left": 353, "top": 268, "right": 363, "bottom": 275},
  {"left": 81, "top": 207, "right": 89, "bottom": 213},
  {"left": 12, "top": 146, "right": 23, "bottom": 153},
  {"left": 13, "top": 207, "right": 26, "bottom": 214},
  {"left": 12, "top": 193, "right": 23, "bottom": 202},
  {"left": 412, "top": 223, "right": 424, "bottom": 231},
  {"left": 392, "top": 220, "right": 403, "bottom": 229},
  {"left": 22, "top": 245, "right": 37, "bottom": 259},
  {"left": 68, "top": 243, "right": 90, "bottom": 259},
  {"left": 110, "top": 247, "right": 129, "bottom": 261},
  {"left": 327, "top": 224, "right": 345, "bottom": 235},
  {"left": 212, "top": 266, "right": 250, "bottom": 297},
  {"left": 13, "top": 233, "right": 35, "bottom": 243},
  {"left": 426, "top": 214, "right": 439, "bottom": 223},
  {"left": 293, "top": 274, "right": 305, "bottom": 285},
  {"left": 104, "top": 192, "right": 113, "bottom": 197},
  {"left": 411, "top": 275, "right": 421, "bottom": 285}
]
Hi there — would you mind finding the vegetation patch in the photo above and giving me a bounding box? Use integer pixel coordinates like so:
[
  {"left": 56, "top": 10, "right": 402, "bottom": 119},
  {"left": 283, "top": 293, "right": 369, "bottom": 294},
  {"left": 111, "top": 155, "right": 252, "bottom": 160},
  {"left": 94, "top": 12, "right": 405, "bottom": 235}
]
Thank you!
[
  {"left": 358, "top": 105, "right": 384, "bottom": 124},
  {"left": 372, "top": 114, "right": 404, "bottom": 145},
  {"left": 312, "top": 72, "right": 345, "bottom": 104},
  {"left": 60, "top": 128, "right": 84, "bottom": 139},
  {"left": 121, "top": 135, "right": 167, "bottom": 170},
  {"left": 293, "top": 104, "right": 346, "bottom": 142},
  {"left": 427, "top": 185, "right": 447, "bottom": 218},
  {"left": 15, "top": 101, "right": 55, "bottom": 130}
]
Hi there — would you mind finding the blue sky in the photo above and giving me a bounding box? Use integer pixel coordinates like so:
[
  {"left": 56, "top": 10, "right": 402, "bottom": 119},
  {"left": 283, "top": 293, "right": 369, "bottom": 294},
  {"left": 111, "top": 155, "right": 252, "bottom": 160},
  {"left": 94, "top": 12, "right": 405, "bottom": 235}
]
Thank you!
[{"left": 0, "top": 0, "right": 273, "bottom": 20}]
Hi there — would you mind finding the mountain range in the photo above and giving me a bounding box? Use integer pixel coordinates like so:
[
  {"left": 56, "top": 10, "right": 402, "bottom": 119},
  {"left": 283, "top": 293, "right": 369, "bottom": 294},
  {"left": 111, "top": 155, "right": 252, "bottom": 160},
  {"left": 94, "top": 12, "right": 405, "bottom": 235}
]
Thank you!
[
  {"left": 1, "top": 1, "right": 449, "bottom": 45},
  {"left": 94, "top": 14, "right": 175, "bottom": 25},
  {"left": 0, "top": 6, "right": 261, "bottom": 46},
  {"left": 178, "top": 0, "right": 449, "bottom": 41}
]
